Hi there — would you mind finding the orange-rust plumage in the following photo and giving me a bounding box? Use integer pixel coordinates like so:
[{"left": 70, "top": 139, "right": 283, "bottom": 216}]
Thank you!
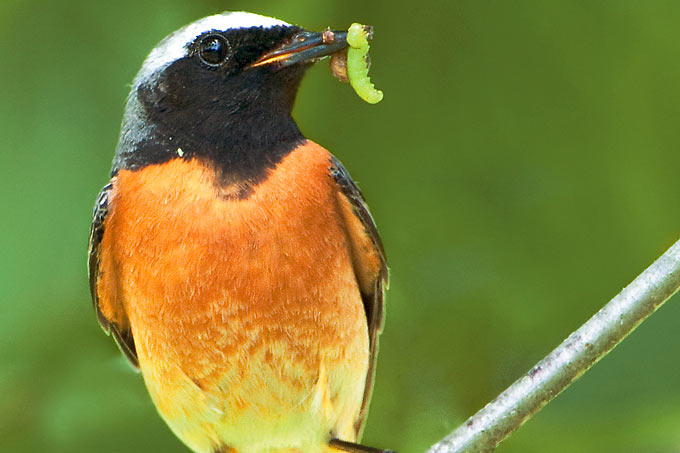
[{"left": 91, "top": 141, "right": 386, "bottom": 452}]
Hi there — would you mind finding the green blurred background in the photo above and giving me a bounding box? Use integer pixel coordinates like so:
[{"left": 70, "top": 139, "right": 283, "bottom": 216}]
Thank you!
[{"left": 2, "top": 0, "right": 680, "bottom": 451}]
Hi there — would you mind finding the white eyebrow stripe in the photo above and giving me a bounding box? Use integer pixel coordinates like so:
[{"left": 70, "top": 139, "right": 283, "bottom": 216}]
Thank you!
[{"left": 135, "top": 12, "right": 291, "bottom": 85}]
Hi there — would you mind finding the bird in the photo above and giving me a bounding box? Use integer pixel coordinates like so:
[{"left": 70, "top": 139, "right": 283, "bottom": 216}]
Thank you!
[{"left": 88, "top": 11, "right": 390, "bottom": 453}]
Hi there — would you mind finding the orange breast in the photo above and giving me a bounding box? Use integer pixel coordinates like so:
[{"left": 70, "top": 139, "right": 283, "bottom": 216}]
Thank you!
[{"left": 96, "top": 141, "right": 369, "bottom": 450}]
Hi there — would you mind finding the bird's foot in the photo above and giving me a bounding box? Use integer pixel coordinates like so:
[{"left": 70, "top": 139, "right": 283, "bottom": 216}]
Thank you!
[{"left": 329, "top": 438, "right": 396, "bottom": 453}]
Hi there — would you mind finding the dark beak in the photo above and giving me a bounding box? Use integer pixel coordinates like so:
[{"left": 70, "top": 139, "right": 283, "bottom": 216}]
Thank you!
[{"left": 250, "top": 29, "right": 352, "bottom": 69}]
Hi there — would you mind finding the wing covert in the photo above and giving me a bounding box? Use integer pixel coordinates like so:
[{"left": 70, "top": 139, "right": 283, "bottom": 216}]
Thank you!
[
  {"left": 88, "top": 182, "right": 139, "bottom": 368},
  {"left": 329, "top": 156, "right": 388, "bottom": 434}
]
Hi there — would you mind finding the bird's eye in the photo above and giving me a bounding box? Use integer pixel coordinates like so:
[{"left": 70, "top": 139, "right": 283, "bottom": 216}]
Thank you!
[{"left": 198, "top": 34, "right": 231, "bottom": 67}]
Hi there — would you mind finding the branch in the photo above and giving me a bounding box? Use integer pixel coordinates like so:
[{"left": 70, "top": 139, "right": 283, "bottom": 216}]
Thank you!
[{"left": 428, "top": 238, "right": 680, "bottom": 453}]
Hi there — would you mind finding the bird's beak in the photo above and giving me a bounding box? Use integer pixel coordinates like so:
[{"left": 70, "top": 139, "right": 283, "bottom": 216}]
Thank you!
[{"left": 250, "top": 29, "right": 353, "bottom": 69}]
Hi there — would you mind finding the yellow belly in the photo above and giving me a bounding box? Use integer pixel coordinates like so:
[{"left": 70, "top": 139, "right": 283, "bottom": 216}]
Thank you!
[{"left": 135, "top": 307, "right": 369, "bottom": 453}]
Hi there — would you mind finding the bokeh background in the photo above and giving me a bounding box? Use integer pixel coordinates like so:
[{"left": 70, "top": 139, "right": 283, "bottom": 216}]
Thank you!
[{"left": 3, "top": 1, "right": 680, "bottom": 452}]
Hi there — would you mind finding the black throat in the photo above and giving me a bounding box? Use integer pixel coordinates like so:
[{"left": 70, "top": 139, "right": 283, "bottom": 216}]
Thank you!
[{"left": 111, "top": 57, "right": 307, "bottom": 190}]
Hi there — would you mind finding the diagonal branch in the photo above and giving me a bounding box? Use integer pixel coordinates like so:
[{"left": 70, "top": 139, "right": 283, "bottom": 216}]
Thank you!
[{"left": 428, "top": 238, "right": 680, "bottom": 453}]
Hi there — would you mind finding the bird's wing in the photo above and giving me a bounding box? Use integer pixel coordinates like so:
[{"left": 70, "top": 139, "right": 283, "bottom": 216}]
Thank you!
[
  {"left": 88, "top": 182, "right": 139, "bottom": 368},
  {"left": 329, "top": 156, "right": 388, "bottom": 435}
]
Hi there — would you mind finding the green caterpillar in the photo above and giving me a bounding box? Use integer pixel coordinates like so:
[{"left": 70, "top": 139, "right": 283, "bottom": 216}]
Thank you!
[{"left": 346, "top": 23, "right": 384, "bottom": 104}]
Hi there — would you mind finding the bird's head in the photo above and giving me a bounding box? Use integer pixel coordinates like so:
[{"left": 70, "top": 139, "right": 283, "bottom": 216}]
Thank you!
[{"left": 113, "top": 12, "right": 349, "bottom": 180}]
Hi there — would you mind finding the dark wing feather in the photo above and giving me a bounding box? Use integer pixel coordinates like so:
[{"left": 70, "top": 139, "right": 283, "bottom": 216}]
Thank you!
[
  {"left": 329, "top": 156, "right": 388, "bottom": 435},
  {"left": 88, "top": 183, "right": 139, "bottom": 368}
]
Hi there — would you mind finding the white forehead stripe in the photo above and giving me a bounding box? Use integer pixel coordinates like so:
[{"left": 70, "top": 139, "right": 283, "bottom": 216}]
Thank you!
[{"left": 135, "top": 12, "right": 290, "bottom": 84}]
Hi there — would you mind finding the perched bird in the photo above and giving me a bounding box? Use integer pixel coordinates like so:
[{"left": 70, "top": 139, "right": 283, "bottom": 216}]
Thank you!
[{"left": 88, "top": 12, "right": 389, "bottom": 453}]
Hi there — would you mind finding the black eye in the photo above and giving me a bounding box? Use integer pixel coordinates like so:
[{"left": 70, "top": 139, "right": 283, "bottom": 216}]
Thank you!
[{"left": 198, "top": 34, "right": 231, "bottom": 67}]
